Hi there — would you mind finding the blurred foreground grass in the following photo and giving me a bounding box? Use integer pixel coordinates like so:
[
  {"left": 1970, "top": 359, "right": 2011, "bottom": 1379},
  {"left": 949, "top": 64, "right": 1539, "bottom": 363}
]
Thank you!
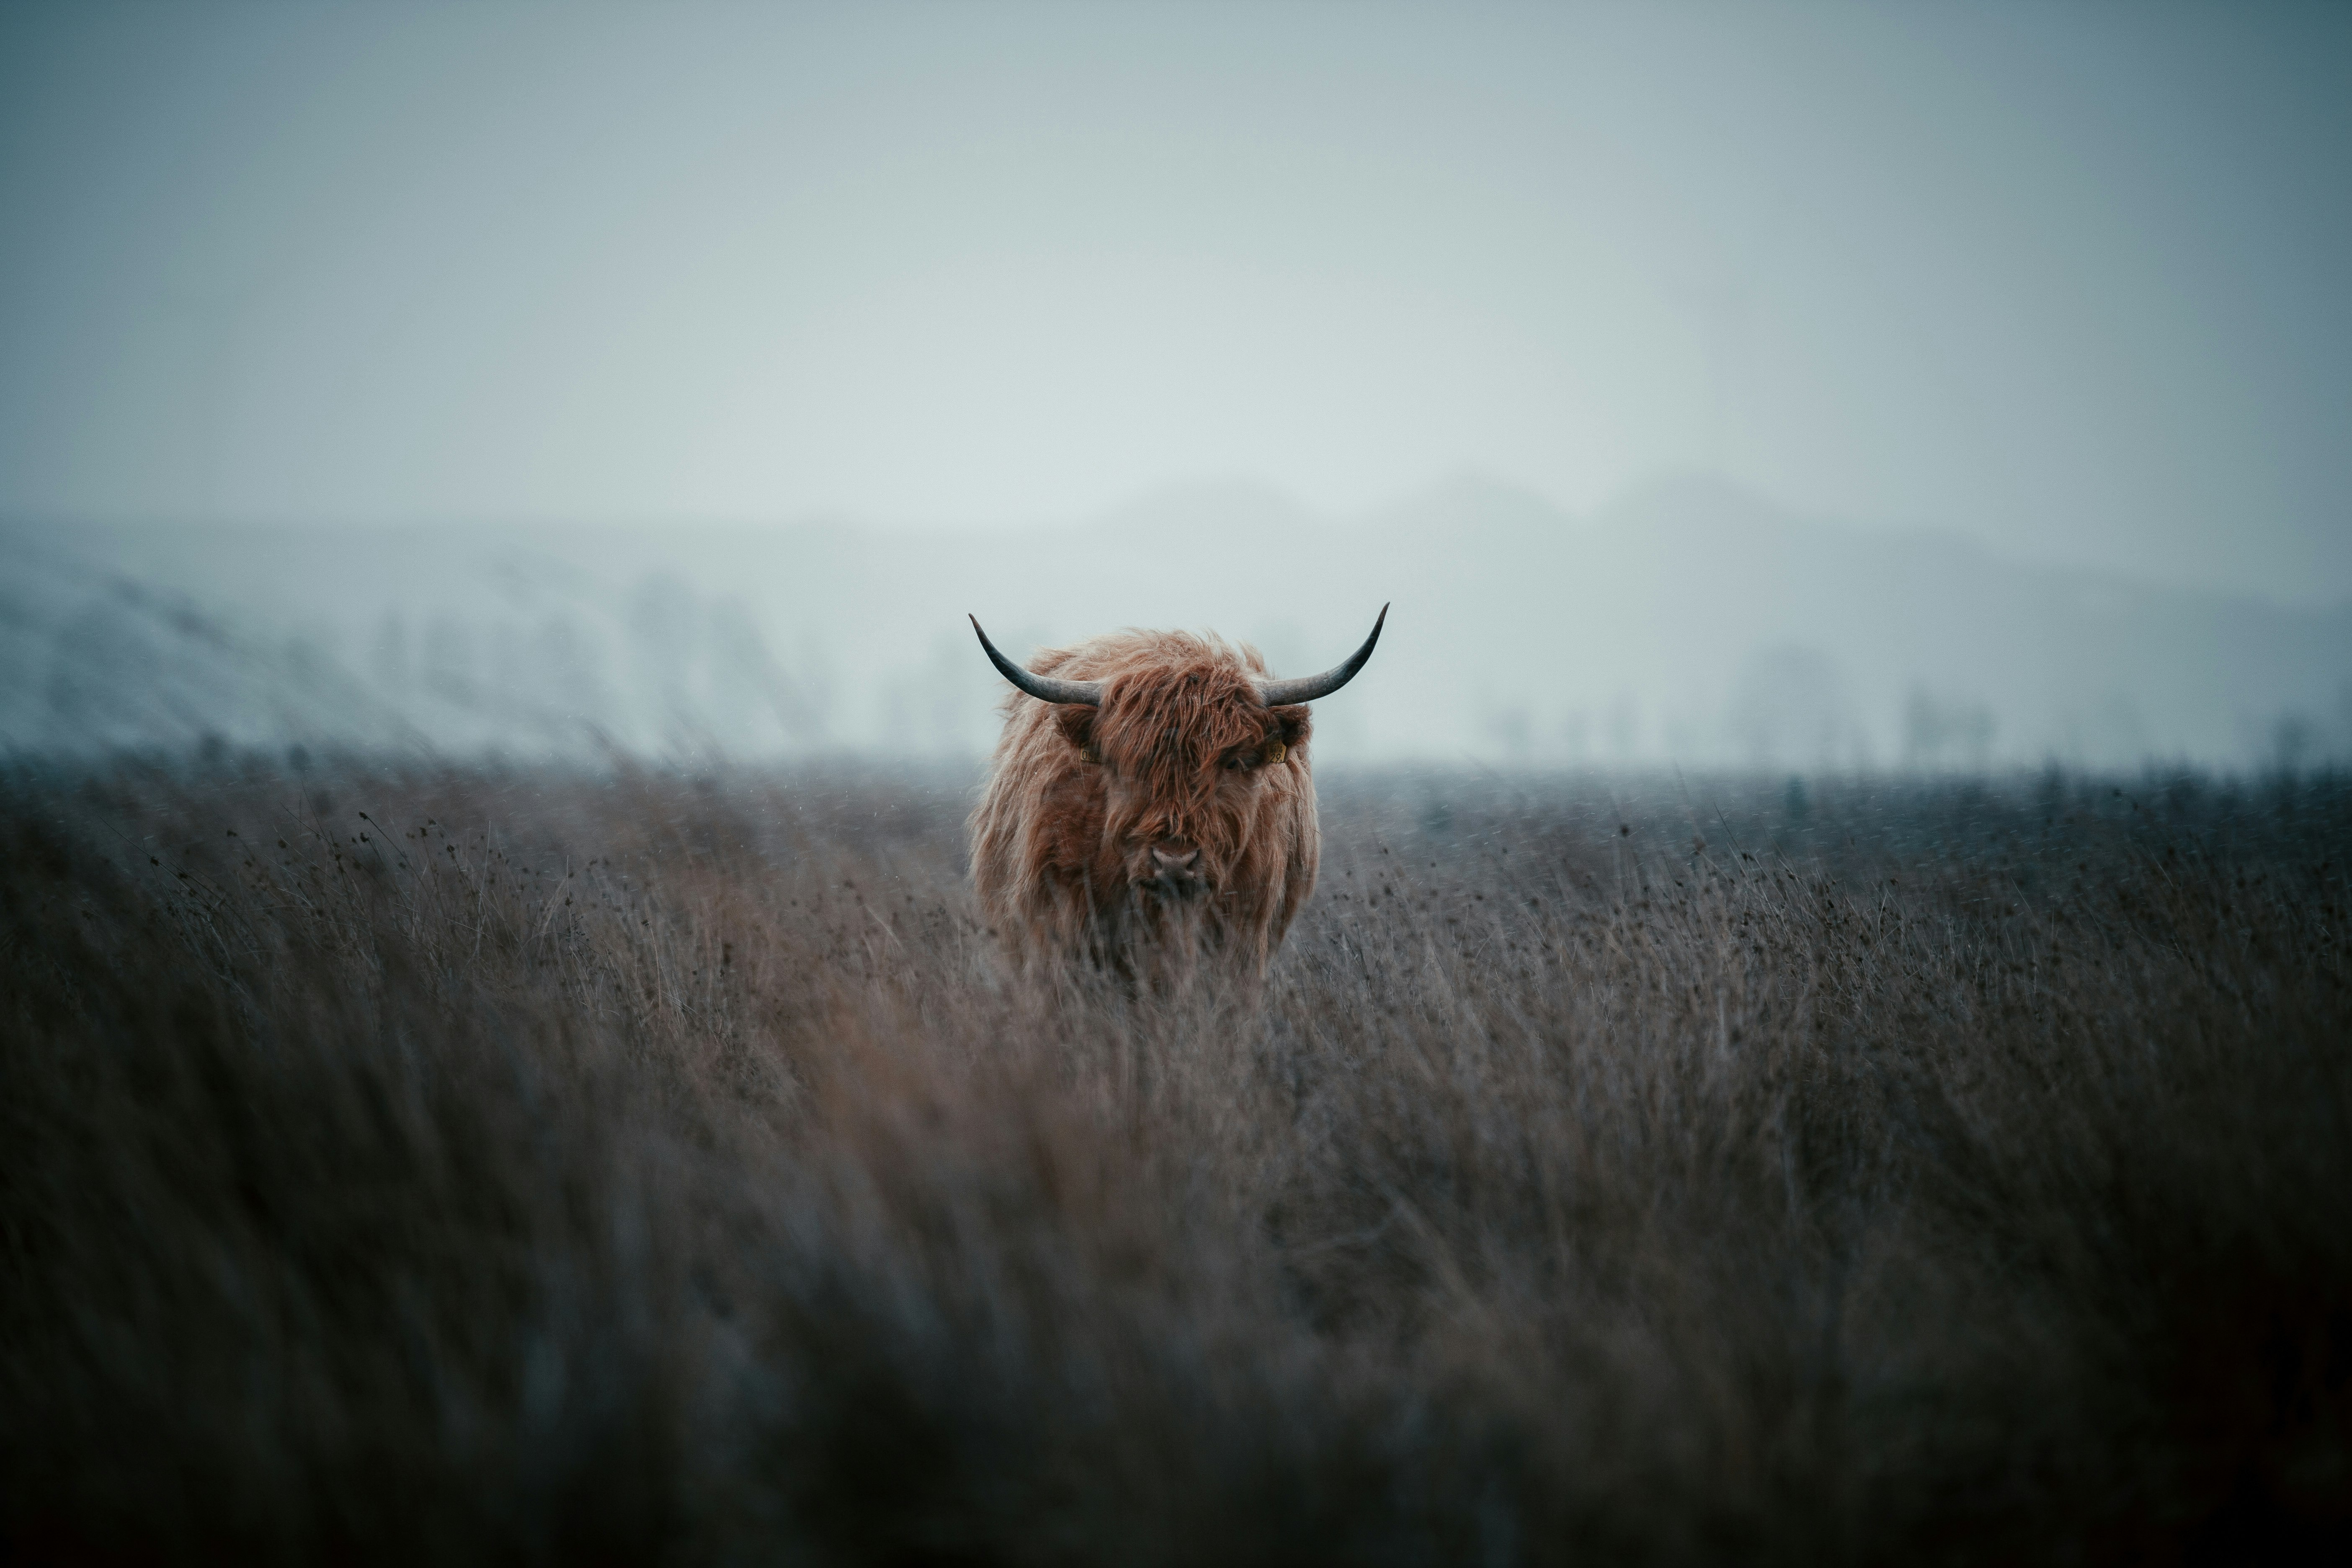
[{"left": 3, "top": 758, "right": 2348, "bottom": 1564}]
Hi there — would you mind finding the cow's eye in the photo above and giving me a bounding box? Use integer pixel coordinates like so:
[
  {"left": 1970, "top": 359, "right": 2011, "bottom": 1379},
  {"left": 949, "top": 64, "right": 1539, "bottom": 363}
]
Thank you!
[{"left": 1224, "top": 753, "right": 1248, "bottom": 772}]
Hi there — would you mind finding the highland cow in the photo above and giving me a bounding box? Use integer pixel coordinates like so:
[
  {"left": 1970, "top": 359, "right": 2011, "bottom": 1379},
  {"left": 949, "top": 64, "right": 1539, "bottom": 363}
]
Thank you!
[{"left": 966, "top": 608, "right": 1385, "bottom": 985}]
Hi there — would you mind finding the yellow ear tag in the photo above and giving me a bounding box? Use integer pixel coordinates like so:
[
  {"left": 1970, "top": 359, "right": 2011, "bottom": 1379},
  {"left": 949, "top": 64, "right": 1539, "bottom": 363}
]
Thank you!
[{"left": 1264, "top": 740, "right": 1287, "bottom": 765}]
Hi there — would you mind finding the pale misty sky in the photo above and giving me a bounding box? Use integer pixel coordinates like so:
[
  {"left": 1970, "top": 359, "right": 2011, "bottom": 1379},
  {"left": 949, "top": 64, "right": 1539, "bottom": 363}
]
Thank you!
[{"left": 2, "top": 1, "right": 2347, "bottom": 601}]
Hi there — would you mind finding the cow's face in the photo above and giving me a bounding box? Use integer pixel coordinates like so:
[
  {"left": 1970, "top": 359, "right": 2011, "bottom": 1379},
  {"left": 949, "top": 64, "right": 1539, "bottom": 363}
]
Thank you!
[{"left": 1052, "top": 658, "right": 1310, "bottom": 903}]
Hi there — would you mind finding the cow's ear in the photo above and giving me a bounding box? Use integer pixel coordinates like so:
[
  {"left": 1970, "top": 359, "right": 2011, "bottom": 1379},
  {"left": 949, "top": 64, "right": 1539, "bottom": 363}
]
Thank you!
[
  {"left": 1269, "top": 705, "right": 1311, "bottom": 753},
  {"left": 1054, "top": 705, "right": 1099, "bottom": 760}
]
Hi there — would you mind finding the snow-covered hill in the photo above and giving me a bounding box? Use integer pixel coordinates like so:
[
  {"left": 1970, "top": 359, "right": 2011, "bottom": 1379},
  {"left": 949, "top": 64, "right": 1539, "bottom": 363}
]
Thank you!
[{"left": 6, "top": 477, "right": 2347, "bottom": 768}]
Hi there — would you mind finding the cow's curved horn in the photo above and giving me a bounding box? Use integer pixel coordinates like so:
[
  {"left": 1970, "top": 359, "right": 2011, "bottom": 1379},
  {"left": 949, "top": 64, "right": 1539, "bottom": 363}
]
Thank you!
[
  {"left": 1256, "top": 604, "right": 1388, "bottom": 707},
  {"left": 970, "top": 615, "right": 1104, "bottom": 706}
]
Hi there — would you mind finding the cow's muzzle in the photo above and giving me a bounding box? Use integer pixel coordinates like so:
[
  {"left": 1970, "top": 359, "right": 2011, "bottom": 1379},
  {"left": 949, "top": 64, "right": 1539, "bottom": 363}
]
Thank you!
[{"left": 1140, "top": 844, "right": 1208, "bottom": 901}]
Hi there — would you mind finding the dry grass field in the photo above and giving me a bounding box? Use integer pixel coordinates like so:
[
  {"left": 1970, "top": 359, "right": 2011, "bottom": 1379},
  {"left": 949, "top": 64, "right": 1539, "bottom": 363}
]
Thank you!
[{"left": 3, "top": 757, "right": 2348, "bottom": 1564}]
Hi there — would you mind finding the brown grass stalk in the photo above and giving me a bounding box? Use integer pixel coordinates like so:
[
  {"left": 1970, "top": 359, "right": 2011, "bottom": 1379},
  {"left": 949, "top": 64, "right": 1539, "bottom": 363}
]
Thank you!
[{"left": 2, "top": 759, "right": 2346, "bottom": 1563}]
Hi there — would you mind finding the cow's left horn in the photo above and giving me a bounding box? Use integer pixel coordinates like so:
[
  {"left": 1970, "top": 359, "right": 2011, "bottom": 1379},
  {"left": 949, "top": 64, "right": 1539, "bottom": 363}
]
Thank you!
[
  {"left": 970, "top": 615, "right": 1104, "bottom": 706},
  {"left": 1256, "top": 604, "right": 1388, "bottom": 707}
]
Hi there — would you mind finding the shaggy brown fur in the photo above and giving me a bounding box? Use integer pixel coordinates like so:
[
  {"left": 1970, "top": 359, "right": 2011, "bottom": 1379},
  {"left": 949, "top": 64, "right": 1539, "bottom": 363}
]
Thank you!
[{"left": 969, "top": 629, "right": 1317, "bottom": 983}]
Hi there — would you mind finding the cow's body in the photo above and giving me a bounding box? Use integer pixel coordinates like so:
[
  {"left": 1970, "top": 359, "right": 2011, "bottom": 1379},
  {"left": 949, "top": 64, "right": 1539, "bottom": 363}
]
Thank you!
[{"left": 969, "top": 629, "right": 1322, "bottom": 983}]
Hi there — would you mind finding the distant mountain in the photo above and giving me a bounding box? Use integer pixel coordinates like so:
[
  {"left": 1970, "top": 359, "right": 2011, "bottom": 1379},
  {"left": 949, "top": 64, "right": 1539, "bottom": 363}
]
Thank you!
[
  {"left": 0, "top": 537, "right": 417, "bottom": 757},
  {"left": 0, "top": 522, "right": 829, "bottom": 761},
  {"left": 5, "top": 476, "right": 2347, "bottom": 768},
  {"left": 1350, "top": 472, "right": 2352, "bottom": 768}
]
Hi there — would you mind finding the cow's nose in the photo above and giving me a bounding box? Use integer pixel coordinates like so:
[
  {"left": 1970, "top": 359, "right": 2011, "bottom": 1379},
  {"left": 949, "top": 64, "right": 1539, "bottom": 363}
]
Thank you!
[{"left": 1151, "top": 846, "right": 1200, "bottom": 877}]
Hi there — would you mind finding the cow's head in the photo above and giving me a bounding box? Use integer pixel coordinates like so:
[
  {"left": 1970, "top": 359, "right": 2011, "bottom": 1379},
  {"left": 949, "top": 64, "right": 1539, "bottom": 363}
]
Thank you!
[{"left": 971, "top": 608, "right": 1387, "bottom": 901}]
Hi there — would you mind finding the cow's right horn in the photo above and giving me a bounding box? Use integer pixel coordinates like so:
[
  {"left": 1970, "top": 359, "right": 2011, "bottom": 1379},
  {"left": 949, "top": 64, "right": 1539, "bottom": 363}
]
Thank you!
[
  {"left": 1256, "top": 603, "right": 1388, "bottom": 707},
  {"left": 970, "top": 615, "right": 1104, "bottom": 706}
]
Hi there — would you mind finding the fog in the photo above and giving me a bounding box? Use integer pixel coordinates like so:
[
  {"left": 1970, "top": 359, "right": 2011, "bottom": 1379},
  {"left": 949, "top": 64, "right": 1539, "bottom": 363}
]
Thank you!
[{"left": 3, "top": 1, "right": 2349, "bottom": 768}]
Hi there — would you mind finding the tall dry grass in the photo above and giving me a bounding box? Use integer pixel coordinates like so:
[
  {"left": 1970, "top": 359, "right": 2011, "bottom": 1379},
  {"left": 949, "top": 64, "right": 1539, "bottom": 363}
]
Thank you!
[{"left": 3, "top": 757, "right": 2347, "bottom": 1564}]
